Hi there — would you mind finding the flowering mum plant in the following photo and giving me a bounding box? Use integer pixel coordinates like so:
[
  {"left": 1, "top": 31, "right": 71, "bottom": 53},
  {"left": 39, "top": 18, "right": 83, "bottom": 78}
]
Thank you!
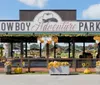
[
  {"left": 96, "top": 61, "right": 100, "bottom": 74},
  {"left": 48, "top": 61, "right": 69, "bottom": 69},
  {"left": 4, "top": 61, "right": 12, "bottom": 66},
  {"left": 82, "top": 62, "right": 91, "bottom": 74},
  {"left": 82, "top": 62, "right": 90, "bottom": 68}
]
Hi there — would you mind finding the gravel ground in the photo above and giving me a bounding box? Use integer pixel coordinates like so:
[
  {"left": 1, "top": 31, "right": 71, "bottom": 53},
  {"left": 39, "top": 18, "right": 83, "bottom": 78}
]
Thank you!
[{"left": 0, "top": 74, "right": 100, "bottom": 85}]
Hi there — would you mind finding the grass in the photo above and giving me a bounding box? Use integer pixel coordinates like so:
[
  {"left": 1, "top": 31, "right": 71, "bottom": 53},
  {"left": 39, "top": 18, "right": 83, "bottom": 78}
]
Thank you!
[
  {"left": 25, "top": 72, "right": 48, "bottom": 74},
  {"left": 79, "top": 72, "right": 96, "bottom": 74}
]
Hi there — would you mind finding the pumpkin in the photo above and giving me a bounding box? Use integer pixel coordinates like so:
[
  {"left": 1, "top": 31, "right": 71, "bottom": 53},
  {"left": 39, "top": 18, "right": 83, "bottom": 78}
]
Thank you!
[
  {"left": 84, "top": 68, "right": 91, "bottom": 74},
  {"left": 14, "top": 67, "right": 22, "bottom": 74}
]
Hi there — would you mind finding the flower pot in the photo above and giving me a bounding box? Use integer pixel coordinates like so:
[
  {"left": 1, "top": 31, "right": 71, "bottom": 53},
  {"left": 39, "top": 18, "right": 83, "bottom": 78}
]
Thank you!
[
  {"left": 4, "top": 65, "right": 12, "bottom": 74},
  {"left": 96, "top": 66, "right": 100, "bottom": 74},
  {"left": 49, "top": 66, "right": 69, "bottom": 75}
]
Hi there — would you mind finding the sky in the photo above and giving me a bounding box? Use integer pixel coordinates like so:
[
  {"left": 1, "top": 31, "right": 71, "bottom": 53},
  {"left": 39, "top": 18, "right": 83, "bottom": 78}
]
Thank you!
[
  {"left": 0, "top": 0, "right": 99, "bottom": 46},
  {"left": 0, "top": 0, "right": 100, "bottom": 20}
]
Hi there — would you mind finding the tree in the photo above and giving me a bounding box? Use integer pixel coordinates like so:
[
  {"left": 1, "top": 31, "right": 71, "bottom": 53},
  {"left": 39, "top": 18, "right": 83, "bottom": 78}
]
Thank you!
[
  {"left": 43, "top": 44, "right": 54, "bottom": 51},
  {"left": 30, "top": 44, "right": 40, "bottom": 50}
]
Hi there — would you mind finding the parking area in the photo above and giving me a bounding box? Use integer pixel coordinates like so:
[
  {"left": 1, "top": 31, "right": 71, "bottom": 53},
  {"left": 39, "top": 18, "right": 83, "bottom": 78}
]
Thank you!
[{"left": 0, "top": 74, "right": 100, "bottom": 85}]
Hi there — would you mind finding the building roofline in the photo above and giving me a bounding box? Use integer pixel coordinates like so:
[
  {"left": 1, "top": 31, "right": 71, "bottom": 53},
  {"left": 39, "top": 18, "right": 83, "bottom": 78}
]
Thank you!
[
  {"left": 20, "top": 9, "right": 76, "bottom": 11},
  {"left": 0, "top": 20, "right": 19, "bottom": 21}
]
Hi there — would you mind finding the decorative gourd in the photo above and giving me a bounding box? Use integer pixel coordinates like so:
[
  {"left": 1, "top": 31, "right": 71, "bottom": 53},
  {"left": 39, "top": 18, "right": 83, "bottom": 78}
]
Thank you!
[
  {"left": 84, "top": 68, "right": 91, "bottom": 74},
  {"left": 14, "top": 67, "right": 22, "bottom": 74}
]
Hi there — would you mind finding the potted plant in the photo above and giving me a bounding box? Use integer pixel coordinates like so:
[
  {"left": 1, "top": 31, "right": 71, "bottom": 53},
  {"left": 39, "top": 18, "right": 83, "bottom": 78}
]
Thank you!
[
  {"left": 48, "top": 61, "right": 70, "bottom": 75},
  {"left": 4, "top": 61, "right": 12, "bottom": 74},
  {"left": 96, "top": 61, "right": 100, "bottom": 74},
  {"left": 82, "top": 62, "right": 91, "bottom": 74}
]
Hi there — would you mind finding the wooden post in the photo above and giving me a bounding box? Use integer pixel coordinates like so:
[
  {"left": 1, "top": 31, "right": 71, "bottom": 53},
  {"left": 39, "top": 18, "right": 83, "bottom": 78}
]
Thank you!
[
  {"left": 40, "top": 43, "right": 42, "bottom": 58},
  {"left": 83, "top": 42, "right": 85, "bottom": 57},
  {"left": 69, "top": 42, "right": 71, "bottom": 58},
  {"left": 25, "top": 42, "right": 27, "bottom": 58},
  {"left": 11, "top": 43, "right": 13, "bottom": 58},
  {"left": 98, "top": 43, "right": 100, "bottom": 59},
  {"left": 28, "top": 58, "right": 30, "bottom": 72},
  {"left": 72, "top": 40, "right": 76, "bottom": 72},
  {"left": 46, "top": 43, "right": 49, "bottom": 67},
  {"left": 72, "top": 41, "right": 75, "bottom": 58},
  {"left": 20, "top": 42, "right": 23, "bottom": 67},
  {"left": 54, "top": 42, "right": 56, "bottom": 58}
]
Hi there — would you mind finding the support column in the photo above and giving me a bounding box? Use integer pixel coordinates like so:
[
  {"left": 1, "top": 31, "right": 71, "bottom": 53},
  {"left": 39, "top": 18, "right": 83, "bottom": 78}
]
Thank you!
[
  {"left": 40, "top": 43, "right": 42, "bottom": 58},
  {"left": 46, "top": 43, "right": 49, "bottom": 66},
  {"left": 54, "top": 42, "right": 56, "bottom": 58},
  {"left": 20, "top": 42, "right": 23, "bottom": 66},
  {"left": 72, "top": 41, "right": 75, "bottom": 58},
  {"left": 11, "top": 43, "right": 13, "bottom": 58},
  {"left": 25, "top": 42, "right": 27, "bottom": 58},
  {"left": 83, "top": 42, "right": 85, "bottom": 57},
  {"left": 98, "top": 43, "right": 100, "bottom": 59},
  {"left": 69, "top": 42, "right": 71, "bottom": 58},
  {"left": 72, "top": 40, "right": 76, "bottom": 72}
]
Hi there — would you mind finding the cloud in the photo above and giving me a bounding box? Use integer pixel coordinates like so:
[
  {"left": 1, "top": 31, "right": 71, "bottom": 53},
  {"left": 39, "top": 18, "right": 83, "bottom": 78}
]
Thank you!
[
  {"left": 18, "top": 0, "right": 48, "bottom": 8},
  {"left": 82, "top": 4, "right": 100, "bottom": 19}
]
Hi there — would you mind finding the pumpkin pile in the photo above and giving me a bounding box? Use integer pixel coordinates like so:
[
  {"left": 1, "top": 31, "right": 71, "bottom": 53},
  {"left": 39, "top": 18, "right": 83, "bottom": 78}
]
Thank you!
[{"left": 48, "top": 61, "right": 69, "bottom": 69}]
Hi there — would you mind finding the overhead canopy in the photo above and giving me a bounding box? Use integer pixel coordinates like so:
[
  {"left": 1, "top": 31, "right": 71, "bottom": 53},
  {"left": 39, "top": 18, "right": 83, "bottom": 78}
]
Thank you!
[
  {"left": 58, "top": 36, "right": 95, "bottom": 42},
  {"left": 0, "top": 36, "right": 37, "bottom": 42}
]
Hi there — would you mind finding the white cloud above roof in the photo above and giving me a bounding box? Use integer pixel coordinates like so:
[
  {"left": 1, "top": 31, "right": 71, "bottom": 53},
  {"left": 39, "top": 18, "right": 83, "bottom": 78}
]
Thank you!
[
  {"left": 18, "top": 0, "right": 48, "bottom": 8},
  {"left": 82, "top": 4, "right": 100, "bottom": 19}
]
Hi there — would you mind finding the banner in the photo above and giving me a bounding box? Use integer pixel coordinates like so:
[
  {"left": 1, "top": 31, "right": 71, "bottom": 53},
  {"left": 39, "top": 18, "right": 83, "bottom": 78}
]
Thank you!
[{"left": 0, "top": 21, "right": 100, "bottom": 32}]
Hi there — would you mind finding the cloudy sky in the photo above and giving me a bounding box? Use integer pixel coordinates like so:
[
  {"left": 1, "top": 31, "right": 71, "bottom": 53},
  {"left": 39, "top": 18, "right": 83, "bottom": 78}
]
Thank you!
[{"left": 0, "top": 0, "right": 100, "bottom": 20}]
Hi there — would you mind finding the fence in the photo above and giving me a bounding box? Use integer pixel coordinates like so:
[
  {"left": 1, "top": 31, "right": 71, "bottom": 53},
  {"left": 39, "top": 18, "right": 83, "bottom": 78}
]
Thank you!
[{"left": 0, "top": 58, "right": 99, "bottom": 71}]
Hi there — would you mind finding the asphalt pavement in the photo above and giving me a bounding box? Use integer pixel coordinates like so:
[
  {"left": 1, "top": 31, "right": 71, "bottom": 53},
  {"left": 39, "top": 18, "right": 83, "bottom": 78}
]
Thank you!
[{"left": 0, "top": 74, "right": 100, "bottom": 85}]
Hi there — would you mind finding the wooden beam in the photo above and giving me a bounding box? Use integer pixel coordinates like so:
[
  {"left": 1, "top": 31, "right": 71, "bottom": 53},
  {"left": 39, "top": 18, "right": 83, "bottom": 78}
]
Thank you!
[
  {"left": 20, "top": 42, "right": 23, "bottom": 67},
  {"left": 83, "top": 42, "right": 85, "bottom": 57},
  {"left": 25, "top": 42, "right": 27, "bottom": 58},
  {"left": 40, "top": 43, "right": 42, "bottom": 58},
  {"left": 54, "top": 43, "right": 56, "bottom": 58},
  {"left": 46, "top": 43, "right": 49, "bottom": 66},
  {"left": 11, "top": 43, "right": 13, "bottom": 58},
  {"left": 69, "top": 42, "right": 71, "bottom": 58}
]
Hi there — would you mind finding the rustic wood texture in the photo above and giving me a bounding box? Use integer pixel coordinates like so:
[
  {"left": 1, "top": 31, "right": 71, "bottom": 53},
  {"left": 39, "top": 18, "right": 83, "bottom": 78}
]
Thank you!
[{"left": 20, "top": 10, "right": 76, "bottom": 21}]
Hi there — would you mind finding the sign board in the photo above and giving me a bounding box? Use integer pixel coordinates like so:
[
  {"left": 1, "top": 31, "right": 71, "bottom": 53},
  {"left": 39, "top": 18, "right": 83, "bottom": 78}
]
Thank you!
[
  {"left": 0, "top": 21, "right": 100, "bottom": 32},
  {"left": 0, "top": 11, "right": 100, "bottom": 33}
]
